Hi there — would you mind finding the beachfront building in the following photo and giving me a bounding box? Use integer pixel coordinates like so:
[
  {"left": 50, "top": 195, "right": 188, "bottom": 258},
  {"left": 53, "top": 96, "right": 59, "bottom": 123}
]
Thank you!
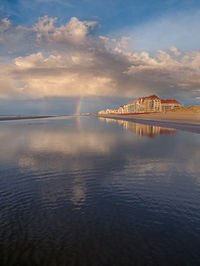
[
  {"left": 118, "top": 104, "right": 129, "bottom": 114},
  {"left": 98, "top": 110, "right": 106, "bottom": 114},
  {"left": 107, "top": 109, "right": 119, "bottom": 114},
  {"left": 161, "top": 99, "right": 182, "bottom": 112},
  {"left": 98, "top": 108, "right": 119, "bottom": 115},
  {"left": 126, "top": 94, "right": 161, "bottom": 113},
  {"left": 136, "top": 94, "right": 162, "bottom": 113},
  {"left": 118, "top": 106, "right": 124, "bottom": 114},
  {"left": 127, "top": 100, "right": 137, "bottom": 113},
  {"left": 98, "top": 94, "right": 182, "bottom": 115}
]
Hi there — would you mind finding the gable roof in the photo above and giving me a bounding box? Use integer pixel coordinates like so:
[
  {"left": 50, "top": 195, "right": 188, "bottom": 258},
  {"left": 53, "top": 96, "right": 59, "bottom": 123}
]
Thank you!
[
  {"left": 128, "top": 100, "right": 137, "bottom": 105},
  {"left": 147, "top": 94, "right": 160, "bottom": 99},
  {"left": 138, "top": 94, "right": 160, "bottom": 101},
  {"left": 127, "top": 95, "right": 181, "bottom": 106},
  {"left": 161, "top": 99, "right": 181, "bottom": 105}
]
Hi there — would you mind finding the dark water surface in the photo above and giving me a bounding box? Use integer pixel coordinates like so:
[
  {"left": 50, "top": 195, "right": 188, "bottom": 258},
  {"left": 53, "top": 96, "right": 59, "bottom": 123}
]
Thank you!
[{"left": 0, "top": 116, "right": 200, "bottom": 266}]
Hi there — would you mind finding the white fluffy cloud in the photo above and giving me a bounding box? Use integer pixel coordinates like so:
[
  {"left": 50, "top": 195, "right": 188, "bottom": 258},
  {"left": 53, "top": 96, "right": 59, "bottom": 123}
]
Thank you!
[
  {"left": 33, "top": 16, "right": 97, "bottom": 45},
  {"left": 0, "top": 16, "right": 200, "bottom": 101},
  {"left": 126, "top": 50, "right": 200, "bottom": 92}
]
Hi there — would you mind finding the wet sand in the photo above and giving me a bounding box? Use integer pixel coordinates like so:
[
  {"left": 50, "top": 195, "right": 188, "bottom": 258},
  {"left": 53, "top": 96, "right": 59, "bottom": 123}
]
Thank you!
[{"left": 93, "top": 112, "right": 200, "bottom": 134}]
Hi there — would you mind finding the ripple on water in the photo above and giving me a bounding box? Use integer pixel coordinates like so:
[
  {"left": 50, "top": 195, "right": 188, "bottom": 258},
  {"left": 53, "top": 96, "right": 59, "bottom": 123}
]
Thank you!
[{"left": 0, "top": 117, "right": 200, "bottom": 265}]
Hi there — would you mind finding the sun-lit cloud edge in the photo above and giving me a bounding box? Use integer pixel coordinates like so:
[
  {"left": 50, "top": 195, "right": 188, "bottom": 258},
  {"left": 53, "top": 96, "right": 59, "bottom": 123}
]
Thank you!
[{"left": 0, "top": 16, "right": 200, "bottom": 102}]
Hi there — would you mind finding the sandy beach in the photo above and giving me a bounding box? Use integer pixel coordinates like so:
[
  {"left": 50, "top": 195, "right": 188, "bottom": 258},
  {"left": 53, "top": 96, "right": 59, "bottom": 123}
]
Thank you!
[
  {"left": 93, "top": 109, "right": 200, "bottom": 133},
  {"left": 102, "top": 112, "right": 200, "bottom": 125}
]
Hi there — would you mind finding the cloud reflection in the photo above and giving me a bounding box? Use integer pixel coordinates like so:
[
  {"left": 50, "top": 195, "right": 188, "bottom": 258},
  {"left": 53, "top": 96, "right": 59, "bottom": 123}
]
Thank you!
[{"left": 0, "top": 117, "right": 200, "bottom": 210}]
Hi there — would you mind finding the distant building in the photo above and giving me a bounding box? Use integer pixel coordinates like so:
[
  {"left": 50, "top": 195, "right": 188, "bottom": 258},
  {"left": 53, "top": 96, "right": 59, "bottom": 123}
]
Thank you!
[
  {"left": 97, "top": 94, "right": 182, "bottom": 115},
  {"left": 161, "top": 99, "right": 182, "bottom": 112},
  {"left": 126, "top": 94, "right": 162, "bottom": 113},
  {"left": 106, "top": 109, "right": 119, "bottom": 114},
  {"left": 98, "top": 110, "right": 106, "bottom": 114},
  {"left": 127, "top": 100, "right": 137, "bottom": 113},
  {"left": 118, "top": 104, "right": 129, "bottom": 114},
  {"left": 136, "top": 94, "right": 161, "bottom": 113},
  {"left": 98, "top": 108, "right": 119, "bottom": 115},
  {"left": 118, "top": 106, "right": 124, "bottom": 114}
]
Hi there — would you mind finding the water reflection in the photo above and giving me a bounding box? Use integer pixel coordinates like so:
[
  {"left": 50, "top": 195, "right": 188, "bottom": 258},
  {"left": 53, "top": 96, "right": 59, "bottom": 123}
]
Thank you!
[
  {"left": 0, "top": 117, "right": 200, "bottom": 266},
  {"left": 0, "top": 117, "right": 199, "bottom": 181},
  {"left": 99, "top": 117, "right": 177, "bottom": 137}
]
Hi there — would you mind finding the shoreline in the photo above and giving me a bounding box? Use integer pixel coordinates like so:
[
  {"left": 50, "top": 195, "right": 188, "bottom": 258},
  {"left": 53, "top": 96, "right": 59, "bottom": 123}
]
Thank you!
[
  {"left": 0, "top": 115, "right": 59, "bottom": 121},
  {"left": 1, "top": 113, "right": 200, "bottom": 134},
  {"left": 90, "top": 113, "right": 200, "bottom": 134}
]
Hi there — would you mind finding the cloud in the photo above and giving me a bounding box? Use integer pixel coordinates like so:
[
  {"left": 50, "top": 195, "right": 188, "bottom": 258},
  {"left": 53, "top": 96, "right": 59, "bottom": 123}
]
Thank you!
[
  {"left": 170, "top": 46, "right": 181, "bottom": 57},
  {"left": 0, "top": 16, "right": 200, "bottom": 101},
  {"left": 0, "top": 18, "right": 11, "bottom": 41},
  {"left": 0, "top": 18, "right": 10, "bottom": 31},
  {"left": 11, "top": 51, "right": 118, "bottom": 98},
  {"left": 126, "top": 50, "right": 200, "bottom": 95},
  {"left": 33, "top": 16, "right": 97, "bottom": 46}
]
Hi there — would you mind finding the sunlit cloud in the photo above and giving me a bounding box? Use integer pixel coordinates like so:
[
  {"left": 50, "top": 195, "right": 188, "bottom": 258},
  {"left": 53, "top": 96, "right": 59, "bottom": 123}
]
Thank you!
[
  {"left": 33, "top": 16, "right": 97, "bottom": 46},
  {"left": 0, "top": 16, "right": 200, "bottom": 101}
]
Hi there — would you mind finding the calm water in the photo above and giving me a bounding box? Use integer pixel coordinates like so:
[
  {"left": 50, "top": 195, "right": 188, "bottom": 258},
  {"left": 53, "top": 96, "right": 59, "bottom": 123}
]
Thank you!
[{"left": 0, "top": 116, "right": 200, "bottom": 266}]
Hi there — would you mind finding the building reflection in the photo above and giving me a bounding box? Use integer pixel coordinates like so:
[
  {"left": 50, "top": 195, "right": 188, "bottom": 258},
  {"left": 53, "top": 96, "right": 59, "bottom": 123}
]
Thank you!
[{"left": 99, "top": 117, "right": 177, "bottom": 138}]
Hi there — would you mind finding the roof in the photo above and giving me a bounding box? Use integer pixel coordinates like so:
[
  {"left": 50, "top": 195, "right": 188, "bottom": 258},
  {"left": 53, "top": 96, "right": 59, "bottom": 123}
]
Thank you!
[
  {"left": 138, "top": 94, "right": 160, "bottom": 101},
  {"left": 128, "top": 100, "right": 137, "bottom": 105},
  {"left": 161, "top": 99, "right": 181, "bottom": 105},
  {"left": 147, "top": 94, "right": 160, "bottom": 99},
  {"left": 127, "top": 95, "right": 181, "bottom": 106}
]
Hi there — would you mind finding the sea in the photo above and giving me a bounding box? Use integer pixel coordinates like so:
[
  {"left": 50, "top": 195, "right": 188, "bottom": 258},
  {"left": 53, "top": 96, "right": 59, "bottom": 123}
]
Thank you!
[{"left": 0, "top": 116, "right": 200, "bottom": 266}]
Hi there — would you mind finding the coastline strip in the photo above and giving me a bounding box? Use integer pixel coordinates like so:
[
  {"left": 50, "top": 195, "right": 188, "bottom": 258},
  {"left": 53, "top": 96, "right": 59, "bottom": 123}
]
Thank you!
[
  {"left": 0, "top": 115, "right": 58, "bottom": 122},
  {"left": 92, "top": 113, "right": 200, "bottom": 134}
]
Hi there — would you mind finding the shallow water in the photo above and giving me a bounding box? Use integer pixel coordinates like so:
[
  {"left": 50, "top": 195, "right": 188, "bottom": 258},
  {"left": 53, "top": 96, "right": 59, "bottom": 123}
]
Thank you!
[{"left": 0, "top": 116, "right": 200, "bottom": 265}]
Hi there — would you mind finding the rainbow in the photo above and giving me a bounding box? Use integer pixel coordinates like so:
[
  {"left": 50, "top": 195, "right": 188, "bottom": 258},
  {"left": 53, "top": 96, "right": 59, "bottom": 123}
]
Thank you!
[{"left": 75, "top": 96, "right": 83, "bottom": 115}]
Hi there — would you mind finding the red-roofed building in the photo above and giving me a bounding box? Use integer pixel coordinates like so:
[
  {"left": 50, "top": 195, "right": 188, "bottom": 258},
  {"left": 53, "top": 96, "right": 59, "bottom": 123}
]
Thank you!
[
  {"left": 127, "top": 100, "right": 138, "bottom": 113},
  {"left": 97, "top": 94, "right": 183, "bottom": 115},
  {"left": 127, "top": 94, "right": 161, "bottom": 113},
  {"left": 161, "top": 99, "right": 182, "bottom": 112}
]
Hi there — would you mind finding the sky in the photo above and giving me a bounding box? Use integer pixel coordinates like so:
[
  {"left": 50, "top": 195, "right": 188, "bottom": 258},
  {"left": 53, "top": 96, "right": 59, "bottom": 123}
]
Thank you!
[{"left": 0, "top": 0, "right": 200, "bottom": 114}]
